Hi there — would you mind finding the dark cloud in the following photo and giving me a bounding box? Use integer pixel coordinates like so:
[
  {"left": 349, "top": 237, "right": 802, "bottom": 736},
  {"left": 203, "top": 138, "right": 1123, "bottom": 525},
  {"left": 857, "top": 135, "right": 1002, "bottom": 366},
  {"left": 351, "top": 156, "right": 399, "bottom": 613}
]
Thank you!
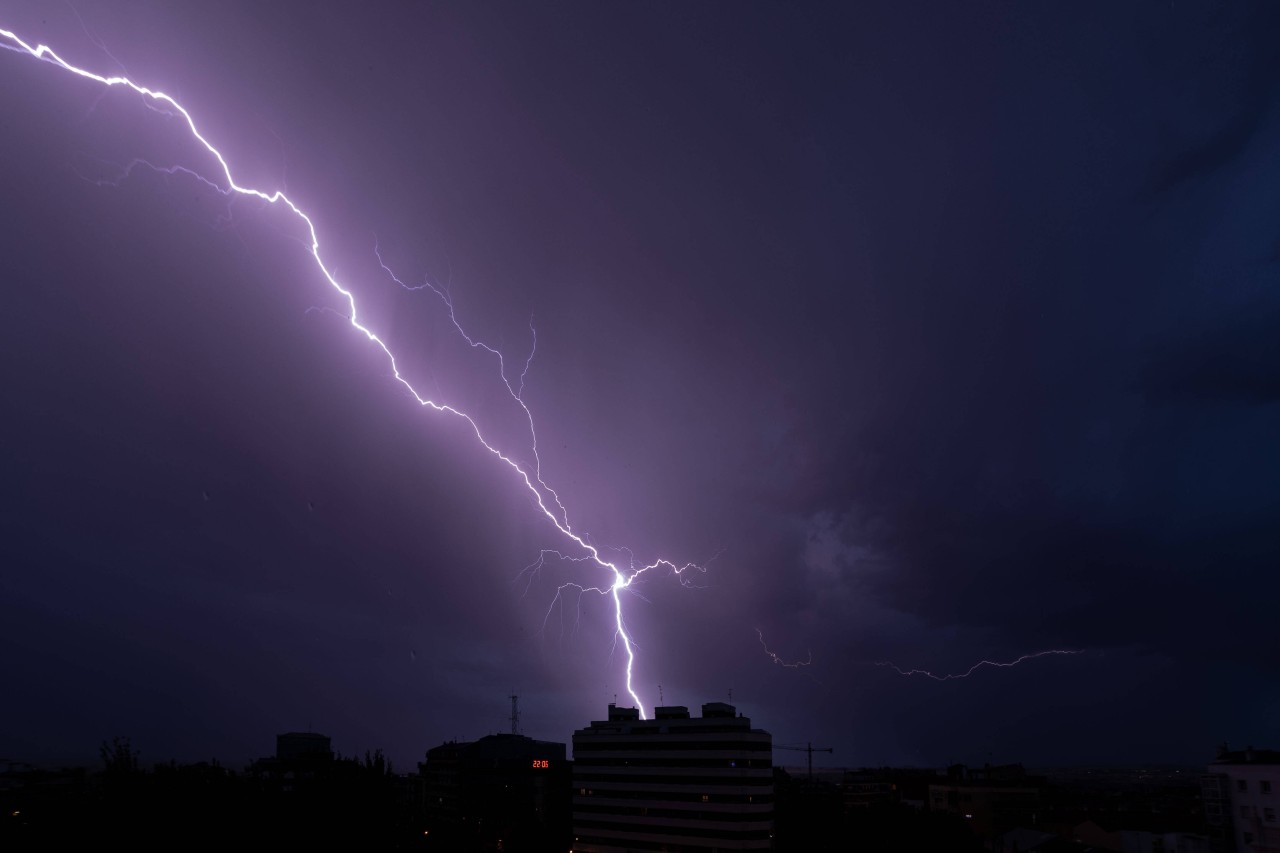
[
  {"left": 1147, "top": 5, "right": 1280, "bottom": 194},
  {"left": 1141, "top": 310, "right": 1280, "bottom": 404}
]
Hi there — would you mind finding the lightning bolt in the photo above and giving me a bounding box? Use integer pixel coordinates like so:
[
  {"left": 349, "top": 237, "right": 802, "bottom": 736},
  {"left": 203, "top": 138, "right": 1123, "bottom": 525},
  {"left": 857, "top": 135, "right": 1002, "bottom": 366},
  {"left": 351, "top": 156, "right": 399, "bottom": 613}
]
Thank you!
[
  {"left": 0, "top": 25, "right": 699, "bottom": 719},
  {"left": 756, "top": 628, "right": 812, "bottom": 668},
  {"left": 875, "top": 649, "right": 1082, "bottom": 681}
]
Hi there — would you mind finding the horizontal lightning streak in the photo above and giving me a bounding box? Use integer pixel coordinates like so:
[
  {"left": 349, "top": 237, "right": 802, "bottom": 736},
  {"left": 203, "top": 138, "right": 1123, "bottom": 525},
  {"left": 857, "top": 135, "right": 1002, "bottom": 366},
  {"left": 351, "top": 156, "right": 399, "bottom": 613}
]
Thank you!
[
  {"left": 0, "top": 25, "right": 699, "bottom": 719},
  {"left": 876, "top": 649, "right": 1082, "bottom": 681}
]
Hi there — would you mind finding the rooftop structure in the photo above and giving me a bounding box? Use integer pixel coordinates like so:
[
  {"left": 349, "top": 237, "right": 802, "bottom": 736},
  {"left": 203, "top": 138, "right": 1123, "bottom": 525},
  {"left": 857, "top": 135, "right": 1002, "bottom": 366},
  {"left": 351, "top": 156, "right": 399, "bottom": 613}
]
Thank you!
[{"left": 572, "top": 702, "right": 773, "bottom": 852}]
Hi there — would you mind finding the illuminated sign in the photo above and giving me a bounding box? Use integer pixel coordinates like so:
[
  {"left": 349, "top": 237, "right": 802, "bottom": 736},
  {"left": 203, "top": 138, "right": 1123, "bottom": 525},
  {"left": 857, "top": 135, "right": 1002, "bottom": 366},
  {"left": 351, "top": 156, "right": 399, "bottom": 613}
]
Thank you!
[{"left": 532, "top": 759, "right": 551, "bottom": 769}]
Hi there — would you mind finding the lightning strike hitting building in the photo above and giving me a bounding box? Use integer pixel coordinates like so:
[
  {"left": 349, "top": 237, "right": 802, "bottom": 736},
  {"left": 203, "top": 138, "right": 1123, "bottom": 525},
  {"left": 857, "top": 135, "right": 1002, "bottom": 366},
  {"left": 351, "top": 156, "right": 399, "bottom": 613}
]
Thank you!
[
  {"left": 0, "top": 24, "right": 700, "bottom": 719},
  {"left": 2, "top": 21, "right": 1086, "bottom": 722}
]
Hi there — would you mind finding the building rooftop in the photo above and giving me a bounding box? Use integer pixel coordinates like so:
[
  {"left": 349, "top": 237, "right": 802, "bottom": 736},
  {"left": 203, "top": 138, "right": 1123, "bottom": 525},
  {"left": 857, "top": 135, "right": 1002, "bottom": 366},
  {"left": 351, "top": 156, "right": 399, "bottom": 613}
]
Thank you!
[
  {"left": 1211, "top": 746, "right": 1280, "bottom": 766},
  {"left": 587, "top": 701, "right": 757, "bottom": 730}
]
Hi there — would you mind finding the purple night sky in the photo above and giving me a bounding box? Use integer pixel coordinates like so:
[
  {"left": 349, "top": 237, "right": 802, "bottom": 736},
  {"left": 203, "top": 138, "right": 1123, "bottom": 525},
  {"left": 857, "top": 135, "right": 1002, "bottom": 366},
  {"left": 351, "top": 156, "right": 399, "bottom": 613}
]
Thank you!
[{"left": 2, "top": 2, "right": 1278, "bottom": 771}]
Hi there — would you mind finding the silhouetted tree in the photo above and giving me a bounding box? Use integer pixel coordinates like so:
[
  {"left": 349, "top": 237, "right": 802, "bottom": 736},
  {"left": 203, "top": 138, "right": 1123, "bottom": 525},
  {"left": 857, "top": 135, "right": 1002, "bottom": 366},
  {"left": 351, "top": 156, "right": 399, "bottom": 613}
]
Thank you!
[
  {"left": 363, "top": 748, "right": 392, "bottom": 776},
  {"left": 100, "top": 735, "right": 140, "bottom": 776}
]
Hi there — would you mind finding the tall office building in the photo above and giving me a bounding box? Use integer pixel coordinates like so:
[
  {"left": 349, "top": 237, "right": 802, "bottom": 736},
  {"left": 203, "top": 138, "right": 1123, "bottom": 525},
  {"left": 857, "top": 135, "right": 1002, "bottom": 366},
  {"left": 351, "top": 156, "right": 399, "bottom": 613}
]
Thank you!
[{"left": 572, "top": 702, "right": 773, "bottom": 852}]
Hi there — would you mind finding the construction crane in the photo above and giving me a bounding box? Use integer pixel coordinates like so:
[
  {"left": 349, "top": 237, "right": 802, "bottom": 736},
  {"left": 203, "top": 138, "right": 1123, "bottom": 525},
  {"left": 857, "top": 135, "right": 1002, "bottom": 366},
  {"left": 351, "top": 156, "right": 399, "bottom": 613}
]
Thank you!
[{"left": 776, "top": 742, "right": 834, "bottom": 780}]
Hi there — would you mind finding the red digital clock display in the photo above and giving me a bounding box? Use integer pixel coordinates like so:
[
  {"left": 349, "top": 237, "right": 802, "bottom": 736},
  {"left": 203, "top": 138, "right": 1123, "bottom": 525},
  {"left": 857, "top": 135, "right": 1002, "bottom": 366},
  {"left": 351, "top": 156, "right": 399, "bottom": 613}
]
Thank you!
[{"left": 532, "top": 759, "right": 550, "bottom": 769}]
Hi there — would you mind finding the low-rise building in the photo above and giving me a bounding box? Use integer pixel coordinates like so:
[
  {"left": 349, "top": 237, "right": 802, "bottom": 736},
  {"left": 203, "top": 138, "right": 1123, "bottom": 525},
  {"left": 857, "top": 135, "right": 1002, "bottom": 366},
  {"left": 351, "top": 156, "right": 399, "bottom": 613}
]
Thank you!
[
  {"left": 419, "top": 732, "right": 570, "bottom": 851},
  {"left": 928, "top": 763, "right": 1044, "bottom": 841}
]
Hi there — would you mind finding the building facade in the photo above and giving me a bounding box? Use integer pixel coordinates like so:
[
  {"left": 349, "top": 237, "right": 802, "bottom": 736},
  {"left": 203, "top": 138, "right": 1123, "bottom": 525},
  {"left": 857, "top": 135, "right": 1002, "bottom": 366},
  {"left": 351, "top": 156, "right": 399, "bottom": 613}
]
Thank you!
[
  {"left": 419, "top": 733, "right": 571, "bottom": 852},
  {"left": 1203, "top": 747, "right": 1280, "bottom": 853},
  {"left": 572, "top": 702, "right": 773, "bottom": 852}
]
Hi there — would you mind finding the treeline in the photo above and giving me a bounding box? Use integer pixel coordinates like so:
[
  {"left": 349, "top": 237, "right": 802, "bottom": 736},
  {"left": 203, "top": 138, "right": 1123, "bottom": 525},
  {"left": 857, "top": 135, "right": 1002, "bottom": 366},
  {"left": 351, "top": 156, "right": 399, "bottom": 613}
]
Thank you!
[{"left": 2, "top": 738, "right": 425, "bottom": 851}]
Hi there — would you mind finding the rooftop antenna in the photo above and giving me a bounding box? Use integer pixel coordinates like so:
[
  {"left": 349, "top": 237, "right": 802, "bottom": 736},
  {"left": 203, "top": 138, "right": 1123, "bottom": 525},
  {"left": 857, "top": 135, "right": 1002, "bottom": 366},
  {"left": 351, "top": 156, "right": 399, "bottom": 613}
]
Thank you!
[
  {"left": 659, "top": 684, "right": 664, "bottom": 705},
  {"left": 728, "top": 688, "right": 733, "bottom": 704},
  {"left": 777, "top": 742, "right": 835, "bottom": 780},
  {"left": 509, "top": 694, "right": 521, "bottom": 735}
]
